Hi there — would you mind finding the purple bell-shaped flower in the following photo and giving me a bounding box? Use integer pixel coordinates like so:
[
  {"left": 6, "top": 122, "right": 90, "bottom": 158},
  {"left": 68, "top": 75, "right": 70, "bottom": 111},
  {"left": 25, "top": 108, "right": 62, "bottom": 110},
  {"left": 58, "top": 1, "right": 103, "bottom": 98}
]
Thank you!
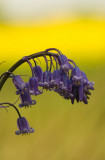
[
  {"left": 57, "top": 54, "right": 71, "bottom": 72},
  {"left": 28, "top": 77, "right": 43, "bottom": 95},
  {"left": 39, "top": 71, "right": 52, "bottom": 90},
  {"left": 81, "top": 71, "right": 94, "bottom": 104},
  {"left": 33, "top": 65, "right": 43, "bottom": 82},
  {"left": 12, "top": 75, "right": 26, "bottom": 91},
  {"left": 19, "top": 83, "right": 36, "bottom": 108},
  {"left": 71, "top": 67, "right": 84, "bottom": 103},
  {"left": 50, "top": 70, "right": 63, "bottom": 88},
  {"left": 15, "top": 117, "right": 35, "bottom": 135},
  {"left": 55, "top": 73, "right": 73, "bottom": 99}
]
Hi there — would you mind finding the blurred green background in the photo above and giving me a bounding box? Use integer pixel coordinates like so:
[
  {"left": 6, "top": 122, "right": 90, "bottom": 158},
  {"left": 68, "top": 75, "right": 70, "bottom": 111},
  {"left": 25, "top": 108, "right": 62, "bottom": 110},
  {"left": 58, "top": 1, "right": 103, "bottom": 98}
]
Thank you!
[{"left": 0, "top": 0, "right": 105, "bottom": 160}]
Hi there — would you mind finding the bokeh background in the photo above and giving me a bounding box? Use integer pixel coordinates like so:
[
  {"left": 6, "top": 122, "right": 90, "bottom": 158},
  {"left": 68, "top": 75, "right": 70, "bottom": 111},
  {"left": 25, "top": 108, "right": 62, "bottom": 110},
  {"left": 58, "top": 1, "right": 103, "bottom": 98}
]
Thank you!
[{"left": 0, "top": 0, "right": 105, "bottom": 160}]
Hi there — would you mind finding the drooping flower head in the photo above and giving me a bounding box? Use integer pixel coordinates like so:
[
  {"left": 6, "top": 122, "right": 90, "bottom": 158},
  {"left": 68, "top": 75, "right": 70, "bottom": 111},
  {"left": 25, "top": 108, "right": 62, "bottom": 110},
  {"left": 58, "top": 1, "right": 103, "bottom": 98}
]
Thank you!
[
  {"left": 0, "top": 48, "right": 95, "bottom": 135},
  {"left": 15, "top": 117, "right": 35, "bottom": 135}
]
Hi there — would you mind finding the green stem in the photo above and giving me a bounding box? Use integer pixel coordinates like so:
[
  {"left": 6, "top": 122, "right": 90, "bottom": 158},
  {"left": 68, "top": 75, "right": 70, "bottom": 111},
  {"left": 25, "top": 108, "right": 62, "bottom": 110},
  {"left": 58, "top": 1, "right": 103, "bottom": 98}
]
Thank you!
[{"left": 0, "top": 103, "right": 21, "bottom": 118}]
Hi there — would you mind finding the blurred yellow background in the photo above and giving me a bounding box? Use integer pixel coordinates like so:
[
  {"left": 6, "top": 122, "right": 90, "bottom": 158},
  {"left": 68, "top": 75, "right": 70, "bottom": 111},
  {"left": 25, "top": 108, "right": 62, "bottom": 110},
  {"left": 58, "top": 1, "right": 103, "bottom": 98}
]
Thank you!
[{"left": 0, "top": 0, "right": 105, "bottom": 160}]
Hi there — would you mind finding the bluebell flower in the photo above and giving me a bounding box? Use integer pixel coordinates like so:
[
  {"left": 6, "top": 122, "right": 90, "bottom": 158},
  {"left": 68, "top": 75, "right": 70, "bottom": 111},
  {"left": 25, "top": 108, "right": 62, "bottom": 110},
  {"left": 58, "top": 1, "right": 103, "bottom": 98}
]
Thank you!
[
  {"left": 62, "top": 78, "right": 73, "bottom": 100},
  {"left": 12, "top": 75, "right": 28, "bottom": 95},
  {"left": 53, "top": 72, "right": 73, "bottom": 99},
  {"left": 12, "top": 75, "right": 36, "bottom": 107},
  {"left": 50, "top": 70, "right": 63, "bottom": 88},
  {"left": 81, "top": 71, "right": 94, "bottom": 104},
  {"left": 33, "top": 65, "right": 43, "bottom": 82},
  {"left": 70, "top": 67, "right": 84, "bottom": 103},
  {"left": 15, "top": 117, "right": 35, "bottom": 135},
  {"left": 81, "top": 71, "right": 94, "bottom": 90},
  {"left": 57, "top": 54, "right": 71, "bottom": 72},
  {"left": 61, "top": 73, "right": 69, "bottom": 89},
  {"left": 19, "top": 83, "right": 36, "bottom": 108},
  {"left": 28, "top": 77, "right": 43, "bottom": 95},
  {"left": 71, "top": 67, "right": 83, "bottom": 86},
  {"left": 12, "top": 75, "right": 26, "bottom": 90},
  {"left": 70, "top": 67, "right": 94, "bottom": 104},
  {"left": 39, "top": 71, "right": 53, "bottom": 90}
]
